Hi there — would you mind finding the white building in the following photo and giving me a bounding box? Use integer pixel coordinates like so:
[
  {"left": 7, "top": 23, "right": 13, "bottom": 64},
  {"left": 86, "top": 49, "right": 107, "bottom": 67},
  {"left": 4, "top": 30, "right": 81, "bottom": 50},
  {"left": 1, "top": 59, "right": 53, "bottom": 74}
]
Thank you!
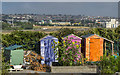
[
  {"left": 106, "top": 19, "right": 119, "bottom": 28},
  {"left": 49, "top": 20, "right": 52, "bottom": 24},
  {"left": 41, "top": 20, "right": 45, "bottom": 24},
  {"left": 51, "top": 22, "right": 71, "bottom": 25}
]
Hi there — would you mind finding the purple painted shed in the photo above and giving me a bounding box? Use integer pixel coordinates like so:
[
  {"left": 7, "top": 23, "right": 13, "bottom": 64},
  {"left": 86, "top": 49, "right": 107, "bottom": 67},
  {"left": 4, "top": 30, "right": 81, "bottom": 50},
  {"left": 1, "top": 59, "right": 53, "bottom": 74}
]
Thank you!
[
  {"left": 63, "top": 34, "right": 82, "bottom": 62},
  {"left": 63, "top": 34, "right": 82, "bottom": 43}
]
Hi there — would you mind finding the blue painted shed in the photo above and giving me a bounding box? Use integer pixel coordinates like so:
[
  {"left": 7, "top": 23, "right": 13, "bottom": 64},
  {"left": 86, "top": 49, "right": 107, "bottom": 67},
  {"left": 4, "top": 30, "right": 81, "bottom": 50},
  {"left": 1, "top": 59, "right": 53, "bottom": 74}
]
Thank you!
[{"left": 40, "top": 35, "right": 58, "bottom": 66}]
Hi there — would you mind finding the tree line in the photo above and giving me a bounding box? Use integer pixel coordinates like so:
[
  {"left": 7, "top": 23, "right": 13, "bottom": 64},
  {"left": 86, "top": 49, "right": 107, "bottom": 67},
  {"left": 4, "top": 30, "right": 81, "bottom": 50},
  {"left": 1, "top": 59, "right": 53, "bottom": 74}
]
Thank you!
[{"left": 2, "top": 26, "right": 120, "bottom": 53}]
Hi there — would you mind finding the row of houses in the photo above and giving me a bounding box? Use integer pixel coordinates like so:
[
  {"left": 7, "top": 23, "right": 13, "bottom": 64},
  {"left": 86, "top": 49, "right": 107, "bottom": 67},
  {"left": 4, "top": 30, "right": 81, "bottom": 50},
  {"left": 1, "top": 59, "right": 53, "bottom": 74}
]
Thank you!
[
  {"left": 96, "top": 19, "right": 119, "bottom": 28},
  {"left": 4, "top": 34, "right": 117, "bottom": 67}
]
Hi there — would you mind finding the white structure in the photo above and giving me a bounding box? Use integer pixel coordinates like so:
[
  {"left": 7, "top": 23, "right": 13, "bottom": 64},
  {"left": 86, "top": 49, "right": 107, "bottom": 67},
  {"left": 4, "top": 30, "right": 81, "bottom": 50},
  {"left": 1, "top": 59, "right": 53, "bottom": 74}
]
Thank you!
[
  {"left": 106, "top": 19, "right": 119, "bottom": 28},
  {"left": 51, "top": 22, "right": 71, "bottom": 25},
  {"left": 41, "top": 20, "right": 45, "bottom": 24},
  {"left": 49, "top": 20, "right": 52, "bottom": 24}
]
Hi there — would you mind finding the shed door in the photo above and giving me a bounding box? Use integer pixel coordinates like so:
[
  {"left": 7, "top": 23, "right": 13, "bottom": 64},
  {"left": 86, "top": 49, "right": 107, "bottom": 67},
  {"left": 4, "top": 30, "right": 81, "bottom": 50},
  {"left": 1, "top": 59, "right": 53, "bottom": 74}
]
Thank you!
[
  {"left": 11, "top": 49, "right": 24, "bottom": 65},
  {"left": 44, "top": 39, "right": 55, "bottom": 66},
  {"left": 90, "top": 38, "right": 101, "bottom": 61}
]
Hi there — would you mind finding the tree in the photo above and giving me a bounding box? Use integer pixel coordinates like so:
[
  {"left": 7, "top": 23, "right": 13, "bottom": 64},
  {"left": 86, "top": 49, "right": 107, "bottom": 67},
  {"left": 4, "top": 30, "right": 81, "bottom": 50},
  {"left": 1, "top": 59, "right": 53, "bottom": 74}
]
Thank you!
[
  {"left": 1, "top": 50, "right": 10, "bottom": 75},
  {"left": 21, "top": 22, "right": 33, "bottom": 29},
  {"left": 2, "top": 31, "right": 47, "bottom": 53}
]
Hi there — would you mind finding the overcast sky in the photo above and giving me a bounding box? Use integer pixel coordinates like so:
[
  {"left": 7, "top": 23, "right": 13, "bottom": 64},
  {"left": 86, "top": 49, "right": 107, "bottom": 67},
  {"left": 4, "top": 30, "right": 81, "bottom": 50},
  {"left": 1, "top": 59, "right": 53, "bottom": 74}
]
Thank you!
[{"left": 2, "top": 0, "right": 120, "bottom": 2}]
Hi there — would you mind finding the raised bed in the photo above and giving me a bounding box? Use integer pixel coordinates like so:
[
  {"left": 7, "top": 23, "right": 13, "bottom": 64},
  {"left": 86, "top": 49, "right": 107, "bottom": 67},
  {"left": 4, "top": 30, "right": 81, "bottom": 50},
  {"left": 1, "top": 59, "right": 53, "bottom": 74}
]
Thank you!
[{"left": 51, "top": 65, "right": 97, "bottom": 73}]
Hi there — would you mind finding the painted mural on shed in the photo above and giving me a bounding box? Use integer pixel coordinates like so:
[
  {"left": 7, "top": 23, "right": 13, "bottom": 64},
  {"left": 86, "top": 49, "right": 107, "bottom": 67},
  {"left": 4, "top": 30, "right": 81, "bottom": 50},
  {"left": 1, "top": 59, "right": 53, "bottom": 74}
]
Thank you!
[
  {"left": 63, "top": 34, "right": 82, "bottom": 62},
  {"left": 40, "top": 35, "right": 58, "bottom": 66}
]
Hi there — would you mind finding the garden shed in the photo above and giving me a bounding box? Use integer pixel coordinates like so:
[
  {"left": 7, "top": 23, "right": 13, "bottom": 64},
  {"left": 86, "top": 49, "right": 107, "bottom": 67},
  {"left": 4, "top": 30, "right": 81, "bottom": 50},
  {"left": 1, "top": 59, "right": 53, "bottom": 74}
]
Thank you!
[
  {"left": 63, "top": 34, "right": 82, "bottom": 62},
  {"left": 4, "top": 45, "right": 24, "bottom": 65},
  {"left": 63, "top": 34, "right": 82, "bottom": 43},
  {"left": 40, "top": 35, "right": 58, "bottom": 66},
  {"left": 81, "top": 34, "right": 114, "bottom": 61}
]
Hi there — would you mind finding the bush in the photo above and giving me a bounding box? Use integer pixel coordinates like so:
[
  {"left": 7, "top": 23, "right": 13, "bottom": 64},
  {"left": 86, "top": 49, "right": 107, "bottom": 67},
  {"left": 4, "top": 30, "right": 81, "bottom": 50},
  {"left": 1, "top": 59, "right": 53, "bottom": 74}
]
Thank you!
[
  {"left": 2, "top": 50, "right": 10, "bottom": 75},
  {"left": 97, "top": 55, "right": 120, "bottom": 74},
  {"left": 2, "top": 31, "right": 47, "bottom": 52},
  {"left": 21, "top": 23, "right": 33, "bottom": 29}
]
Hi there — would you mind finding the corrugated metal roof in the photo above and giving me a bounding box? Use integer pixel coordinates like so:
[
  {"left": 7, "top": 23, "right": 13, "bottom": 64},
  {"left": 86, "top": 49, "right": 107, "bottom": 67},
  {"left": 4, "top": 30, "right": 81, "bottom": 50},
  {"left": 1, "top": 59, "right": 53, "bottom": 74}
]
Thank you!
[
  {"left": 81, "top": 34, "right": 94, "bottom": 38},
  {"left": 40, "top": 35, "right": 58, "bottom": 41},
  {"left": 81, "top": 34, "right": 114, "bottom": 43},
  {"left": 5, "top": 45, "right": 22, "bottom": 50},
  {"left": 63, "top": 34, "right": 82, "bottom": 39}
]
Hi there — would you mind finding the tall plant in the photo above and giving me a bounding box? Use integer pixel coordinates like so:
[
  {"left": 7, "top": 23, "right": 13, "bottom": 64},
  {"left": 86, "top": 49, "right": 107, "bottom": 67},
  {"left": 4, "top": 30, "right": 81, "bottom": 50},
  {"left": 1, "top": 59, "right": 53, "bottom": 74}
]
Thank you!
[{"left": 97, "top": 55, "right": 120, "bottom": 74}]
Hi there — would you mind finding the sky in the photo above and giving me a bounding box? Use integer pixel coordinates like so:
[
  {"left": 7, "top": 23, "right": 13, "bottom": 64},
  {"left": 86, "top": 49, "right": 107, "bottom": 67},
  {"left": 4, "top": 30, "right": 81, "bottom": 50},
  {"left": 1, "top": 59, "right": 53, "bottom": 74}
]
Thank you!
[{"left": 2, "top": 0, "right": 120, "bottom": 2}]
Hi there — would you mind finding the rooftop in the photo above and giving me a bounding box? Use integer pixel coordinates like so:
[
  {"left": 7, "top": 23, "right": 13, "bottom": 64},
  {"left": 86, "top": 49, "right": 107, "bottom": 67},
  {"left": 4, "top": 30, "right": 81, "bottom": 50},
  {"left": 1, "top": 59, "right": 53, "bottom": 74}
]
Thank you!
[
  {"left": 5, "top": 45, "right": 22, "bottom": 50},
  {"left": 81, "top": 34, "right": 114, "bottom": 43}
]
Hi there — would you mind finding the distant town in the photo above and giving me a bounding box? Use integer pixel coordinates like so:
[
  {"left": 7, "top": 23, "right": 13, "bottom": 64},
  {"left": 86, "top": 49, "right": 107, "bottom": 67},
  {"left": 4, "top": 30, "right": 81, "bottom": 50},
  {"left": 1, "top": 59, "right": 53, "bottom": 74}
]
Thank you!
[
  {"left": 1, "top": 2, "right": 120, "bottom": 74},
  {"left": 2, "top": 14, "right": 120, "bottom": 74},
  {"left": 2, "top": 14, "right": 119, "bottom": 30}
]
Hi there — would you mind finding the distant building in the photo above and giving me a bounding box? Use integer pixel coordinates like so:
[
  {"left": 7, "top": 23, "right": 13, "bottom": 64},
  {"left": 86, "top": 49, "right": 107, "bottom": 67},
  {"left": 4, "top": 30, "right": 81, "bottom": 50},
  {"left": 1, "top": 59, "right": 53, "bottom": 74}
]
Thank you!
[
  {"left": 49, "top": 20, "right": 52, "bottom": 24},
  {"left": 15, "top": 20, "right": 28, "bottom": 22},
  {"left": 51, "top": 22, "right": 71, "bottom": 25},
  {"left": 41, "top": 20, "right": 45, "bottom": 24},
  {"left": 6, "top": 19, "right": 13, "bottom": 24},
  {"left": 95, "top": 20, "right": 99, "bottom": 23},
  {"left": 38, "top": 22, "right": 42, "bottom": 24},
  {"left": 20, "top": 20, "right": 28, "bottom": 22},
  {"left": 106, "top": 19, "right": 119, "bottom": 28},
  {"left": 72, "top": 22, "right": 81, "bottom": 25},
  {"left": 95, "top": 19, "right": 106, "bottom": 27}
]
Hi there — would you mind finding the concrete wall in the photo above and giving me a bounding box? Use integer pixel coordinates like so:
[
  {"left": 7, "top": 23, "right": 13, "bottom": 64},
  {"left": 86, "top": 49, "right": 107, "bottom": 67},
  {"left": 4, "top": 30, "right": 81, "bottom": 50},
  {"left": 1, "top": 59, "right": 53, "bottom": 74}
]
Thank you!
[{"left": 51, "top": 65, "right": 97, "bottom": 73}]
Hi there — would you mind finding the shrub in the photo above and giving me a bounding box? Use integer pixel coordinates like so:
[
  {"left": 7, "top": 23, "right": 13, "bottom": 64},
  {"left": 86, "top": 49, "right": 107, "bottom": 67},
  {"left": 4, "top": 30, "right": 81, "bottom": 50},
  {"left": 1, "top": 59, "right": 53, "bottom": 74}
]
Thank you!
[{"left": 97, "top": 54, "right": 120, "bottom": 74}]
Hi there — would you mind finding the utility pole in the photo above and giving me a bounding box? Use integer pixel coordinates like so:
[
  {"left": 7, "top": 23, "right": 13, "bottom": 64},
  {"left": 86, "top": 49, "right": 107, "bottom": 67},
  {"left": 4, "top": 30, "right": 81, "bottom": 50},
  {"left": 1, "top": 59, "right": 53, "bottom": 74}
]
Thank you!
[{"left": 12, "top": 18, "right": 14, "bottom": 27}]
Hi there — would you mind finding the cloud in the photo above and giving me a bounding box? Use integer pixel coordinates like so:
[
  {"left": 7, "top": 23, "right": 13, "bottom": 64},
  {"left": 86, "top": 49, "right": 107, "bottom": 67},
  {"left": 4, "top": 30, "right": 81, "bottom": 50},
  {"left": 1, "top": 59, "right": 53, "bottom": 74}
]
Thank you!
[{"left": 2, "top": 0, "right": 120, "bottom": 2}]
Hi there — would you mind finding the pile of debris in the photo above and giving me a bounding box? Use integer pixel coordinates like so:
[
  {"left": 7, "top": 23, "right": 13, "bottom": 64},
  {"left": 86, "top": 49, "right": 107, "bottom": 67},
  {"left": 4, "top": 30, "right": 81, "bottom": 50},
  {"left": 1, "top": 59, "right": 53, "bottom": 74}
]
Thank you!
[{"left": 24, "top": 51, "right": 51, "bottom": 72}]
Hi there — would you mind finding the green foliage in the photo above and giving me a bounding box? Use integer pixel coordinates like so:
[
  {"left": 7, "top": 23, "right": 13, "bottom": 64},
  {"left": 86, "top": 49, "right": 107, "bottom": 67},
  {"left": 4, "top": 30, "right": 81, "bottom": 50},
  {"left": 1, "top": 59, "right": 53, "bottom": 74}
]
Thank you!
[
  {"left": 2, "top": 26, "right": 120, "bottom": 52},
  {"left": 2, "top": 22, "right": 34, "bottom": 30},
  {"left": 50, "top": 27, "right": 120, "bottom": 54},
  {"left": 2, "top": 50, "right": 10, "bottom": 75},
  {"left": 2, "top": 25, "right": 120, "bottom": 73},
  {"left": 2, "top": 31, "right": 47, "bottom": 52},
  {"left": 2, "top": 22, "right": 12, "bottom": 30},
  {"left": 54, "top": 38, "right": 82, "bottom": 66},
  {"left": 57, "top": 28, "right": 75, "bottom": 37},
  {"left": 21, "top": 22, "right": 33, "bottom": 29},
  {"left": 115, "top": 25, "right": 120, "bottom": 34},
  {"left": 97, "top": 55, "right": 120, "bottom": 74}
]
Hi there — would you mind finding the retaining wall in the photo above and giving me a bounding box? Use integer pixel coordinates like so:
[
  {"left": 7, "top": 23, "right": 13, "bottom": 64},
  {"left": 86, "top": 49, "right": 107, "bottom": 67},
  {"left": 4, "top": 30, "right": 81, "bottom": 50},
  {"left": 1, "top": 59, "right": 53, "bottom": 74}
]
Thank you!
[{"left": 51, "top": 65, "right": 97, "bottom": 73}]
